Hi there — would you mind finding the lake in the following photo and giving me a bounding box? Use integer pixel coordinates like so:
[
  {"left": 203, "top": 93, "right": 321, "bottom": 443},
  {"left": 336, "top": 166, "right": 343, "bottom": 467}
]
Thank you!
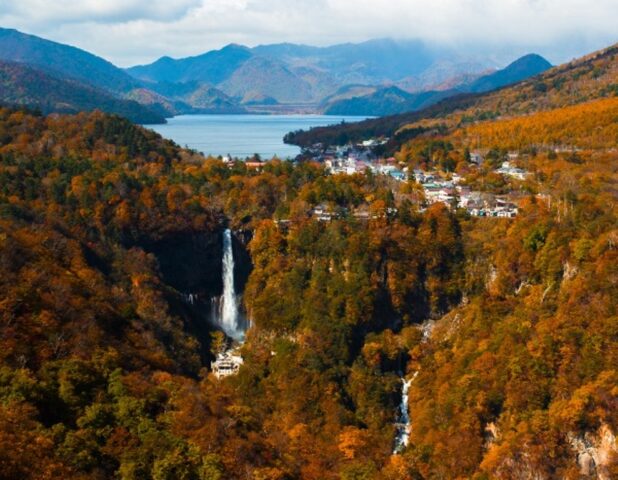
[{"left": 147, "top": 114, "right": 370, "bottom": 159}]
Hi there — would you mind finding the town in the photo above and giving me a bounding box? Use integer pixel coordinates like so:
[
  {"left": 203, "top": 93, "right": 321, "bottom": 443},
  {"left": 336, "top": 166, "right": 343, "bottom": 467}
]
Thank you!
[{"left": 296, "top": 139, "right": 528, "bottom": 220}]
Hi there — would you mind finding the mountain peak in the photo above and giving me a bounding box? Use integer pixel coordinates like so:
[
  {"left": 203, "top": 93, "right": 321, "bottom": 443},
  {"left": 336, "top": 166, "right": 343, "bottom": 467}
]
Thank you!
[
  {"left": 221, "top": 43, "right": 250, "bottom": 51},
  {"left": 464, "top": 53, "right": 552, "bottom": 93},
  {"left": 506, "top": 53, "right": 552, "bottom": 70}
]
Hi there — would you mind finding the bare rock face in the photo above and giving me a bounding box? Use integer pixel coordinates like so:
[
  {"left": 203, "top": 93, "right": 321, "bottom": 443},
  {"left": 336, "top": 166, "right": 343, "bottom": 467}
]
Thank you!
[{"left": 568, "top": 424, "right": 617, "bottom": 479}]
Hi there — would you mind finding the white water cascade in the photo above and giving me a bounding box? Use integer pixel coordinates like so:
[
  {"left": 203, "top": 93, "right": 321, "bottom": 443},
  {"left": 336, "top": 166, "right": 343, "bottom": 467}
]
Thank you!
[
  {"left": 213, "top": 229, "right": 245, "bottom": 341},
  {"left": 393, "top": 371, "right": 418, "bottom": 454}
]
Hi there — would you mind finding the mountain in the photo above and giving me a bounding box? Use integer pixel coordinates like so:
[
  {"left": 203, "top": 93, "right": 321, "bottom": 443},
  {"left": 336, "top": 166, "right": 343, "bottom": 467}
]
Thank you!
[
  {"left": 319, "top": 84, "right": 380, "bottom": 108},
  {"left": 254, "top": 38, "right": 437, "bottom": 83},
  {"left": 219, "top": 56, "right": 315, "bottom": 104},
  {"left": 464, "top": 53, "right": 552, "bottom": 92},
  {"left": 285, "top": 43, "right": 615, "bottom": 148},
  {"left": 324, "top": 86, "right": 454, "bottom": 116},
  {"left": 0, "top": 28, "right": 140, "bottom": 93},
  {"left": 127, "top": 39, "right": 496, "bottom": 106},
  {"left": 322, "top": 54, "right": 552, "bottom": 116},
  {"left": 0, "top": 60, "right": 166, "bottom": 123},
  {"left": 127, "top": 44, "right": 253, "bottom": 85},
  {"left": 184, "top": 85, "right": 248, "bottom": 113},
  {"left": 0, "top": 28, "right": 185, "bottom": 120},
  {"left": 124, "top": 88, "right": 193, "bottom": 117}
]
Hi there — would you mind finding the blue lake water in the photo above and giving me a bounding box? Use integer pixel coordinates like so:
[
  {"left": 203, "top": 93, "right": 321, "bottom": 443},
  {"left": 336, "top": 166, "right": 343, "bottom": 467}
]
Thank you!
[{"left": 147, "top": 114, "right": 370, "bottom": 159}]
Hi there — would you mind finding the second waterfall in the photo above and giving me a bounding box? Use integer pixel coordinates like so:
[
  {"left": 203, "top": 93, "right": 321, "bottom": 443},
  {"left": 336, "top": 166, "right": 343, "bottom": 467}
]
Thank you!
[{"left": 212, "top": 228, "right": 245, "bottom": 341}]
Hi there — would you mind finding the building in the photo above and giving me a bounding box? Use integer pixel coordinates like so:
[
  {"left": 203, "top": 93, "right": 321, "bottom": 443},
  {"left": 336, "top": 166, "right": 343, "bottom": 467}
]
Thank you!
[
  {"left": 497, "top": 161, "right": 528, "bottom": 180},
  {"left": 211, "top": 350, "right": 244, "bottom": 379},
  {"left": 389, "top": 170, "right": 406, "bottom": 181},
  {"left": 470, "top": 151, "right": 484, "bottom": 165}
]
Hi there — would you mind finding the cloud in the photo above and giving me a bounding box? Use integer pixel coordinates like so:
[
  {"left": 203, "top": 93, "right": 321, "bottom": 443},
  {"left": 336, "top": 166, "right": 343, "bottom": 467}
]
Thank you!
[
  {"left": 1, "top": 0, "right": 202, "bottom": 24},
  {"left": 0, "top": 0, "right": 616, "bottom": 66}
]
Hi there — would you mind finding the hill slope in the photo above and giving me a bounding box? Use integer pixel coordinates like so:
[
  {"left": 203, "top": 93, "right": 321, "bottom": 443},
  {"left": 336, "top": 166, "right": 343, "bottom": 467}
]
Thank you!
[
  {"left": 0, "top": 28, "right": 140, "bottom": 93},
  {"left": 0, "top": 61, "right": 166, "bottom": 123}
]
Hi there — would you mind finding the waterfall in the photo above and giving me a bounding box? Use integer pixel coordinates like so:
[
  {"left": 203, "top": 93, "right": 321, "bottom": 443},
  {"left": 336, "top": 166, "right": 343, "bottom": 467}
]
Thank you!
[
  {"left": 213, "top": 229, "right": 245, "bottom": 341},
  {"left": 393, "top": 371, "right": 418, "bottom": 454}
]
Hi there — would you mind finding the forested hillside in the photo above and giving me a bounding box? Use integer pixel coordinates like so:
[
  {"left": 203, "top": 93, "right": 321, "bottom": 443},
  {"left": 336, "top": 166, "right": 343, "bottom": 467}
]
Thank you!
[
  {"left": 0, "top": 28, "right": 140, "bottom": 94},
  {"left": 0, "top": 42, "right": 616, "bottom": 480},
  {"left": 0, "top": 61, "right": 166, "bottom": 124},
  {"left": 391, "top": 96, "right": 618, "bottom": 479}
]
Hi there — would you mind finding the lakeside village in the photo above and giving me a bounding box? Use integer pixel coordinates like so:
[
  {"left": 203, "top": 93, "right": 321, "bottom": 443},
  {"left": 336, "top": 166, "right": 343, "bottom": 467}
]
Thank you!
[{"left": 296, "top": 139, "right": 529, "bottom": 219}]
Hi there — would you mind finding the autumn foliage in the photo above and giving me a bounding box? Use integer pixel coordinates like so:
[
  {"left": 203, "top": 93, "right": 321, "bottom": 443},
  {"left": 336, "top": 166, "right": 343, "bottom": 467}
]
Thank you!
[{"left": 0, "top": 78, "right": 616, "bottom": 480}]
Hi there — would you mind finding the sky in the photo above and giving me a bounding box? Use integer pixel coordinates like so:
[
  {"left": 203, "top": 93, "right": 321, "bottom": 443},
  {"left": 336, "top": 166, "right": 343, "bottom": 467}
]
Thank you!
[{"left": 0, "top": 0, "right": 616, "bottom": 67}]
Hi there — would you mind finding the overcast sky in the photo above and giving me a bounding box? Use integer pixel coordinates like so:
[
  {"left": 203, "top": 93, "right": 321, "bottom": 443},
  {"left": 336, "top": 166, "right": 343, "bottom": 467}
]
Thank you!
[{"left": 1, "top": 0, "right": 616, "bottom": 67}]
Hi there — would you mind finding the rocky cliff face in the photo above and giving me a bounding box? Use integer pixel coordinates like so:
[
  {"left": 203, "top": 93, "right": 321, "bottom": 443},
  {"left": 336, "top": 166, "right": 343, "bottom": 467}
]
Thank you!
[
  {"left": 142, "top": 231, "right": 224, "bottom": 297},
  {"left": 138, "top": 228, "right": 253, "bottom": 362},
  {"left": 569, "top": 424, "right": 617, "bottom": 480}
]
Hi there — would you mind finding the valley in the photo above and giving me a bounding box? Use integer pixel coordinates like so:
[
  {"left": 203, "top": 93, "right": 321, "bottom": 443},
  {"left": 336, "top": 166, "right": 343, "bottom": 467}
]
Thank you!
[{"left": 0, "top": 11, "right": 616, "bottom": 480}]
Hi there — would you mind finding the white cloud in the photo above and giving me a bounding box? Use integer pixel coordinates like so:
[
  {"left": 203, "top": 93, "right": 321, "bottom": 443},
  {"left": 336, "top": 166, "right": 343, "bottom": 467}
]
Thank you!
[
  {"left": 0, "top": 0, "right": 616, "bottom": 66},
  {"left": 1, "top": 0, "right": 202, "bottom": 23}
]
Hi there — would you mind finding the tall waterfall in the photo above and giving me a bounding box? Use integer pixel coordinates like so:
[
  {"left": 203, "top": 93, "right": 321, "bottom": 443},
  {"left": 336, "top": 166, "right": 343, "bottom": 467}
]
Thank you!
[
  {"left": 213, "top": 229, "right": 245, "bottom": 341},
  {"left": 393, "top": 372, "right": 418, "bottom": 454}
]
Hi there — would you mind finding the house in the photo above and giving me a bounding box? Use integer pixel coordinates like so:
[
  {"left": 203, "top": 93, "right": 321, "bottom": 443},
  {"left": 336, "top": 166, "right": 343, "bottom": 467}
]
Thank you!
[
  {"left": 377, "top": 164, "right": 397, "bottom": 175},
  {"left": 389, "top": 170, "right": 406, "bottom": 181},
  {"left": 245, "top": 161, "right": 264, "bottom": 170},
  {"left": 469, "top": 151, "right": 484, "bottom": 165},
  {"left": 313, "top": 205, "right": 337, "bottom": 222},
  {"left": 212, "top": 350, "right": 244, "bottom": 379},
  {"left": 497, "top": 161, "right": 528, "bottom": 180}
]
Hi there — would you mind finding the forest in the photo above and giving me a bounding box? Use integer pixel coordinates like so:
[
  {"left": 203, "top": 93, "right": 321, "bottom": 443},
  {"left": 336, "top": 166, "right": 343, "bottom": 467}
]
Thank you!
[{"left": 0, "top": 67, "right": 617, "bottom": 480}]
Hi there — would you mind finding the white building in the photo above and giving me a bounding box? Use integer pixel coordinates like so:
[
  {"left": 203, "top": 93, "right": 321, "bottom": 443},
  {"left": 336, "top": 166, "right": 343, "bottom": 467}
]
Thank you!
[
  {"left": 211, "top": 350, "right": 244, "bottom": 379},
  {"left": 497, "top": 161, "right": 528, "bottom": 180}
]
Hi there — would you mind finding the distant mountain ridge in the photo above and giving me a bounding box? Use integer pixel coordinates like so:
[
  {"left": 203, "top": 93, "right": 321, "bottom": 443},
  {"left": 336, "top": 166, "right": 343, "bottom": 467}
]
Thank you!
[
  {"left": 323, "top": 54, "right": 552, "bottom": 115},
  {"left": 126, "top": 39, "right": 500, "bottom": 107},
  {"left": 128, "top": 44, "right": 253, "bottom": 85},
  {"left": 0, "top": 27, "right": 555, "bottom": 120},
  {"left": 324, "top": 86, "right": 454, "bottom": 116}
]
